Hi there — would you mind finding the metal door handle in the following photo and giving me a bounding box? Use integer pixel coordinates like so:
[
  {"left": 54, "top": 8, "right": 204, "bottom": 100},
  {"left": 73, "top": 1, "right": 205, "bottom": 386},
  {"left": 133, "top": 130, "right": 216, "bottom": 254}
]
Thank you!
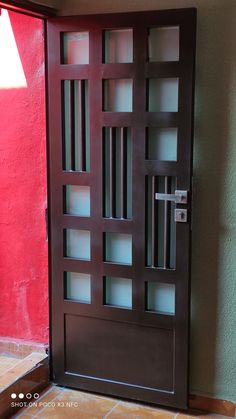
[{"left": 155, "top": 190, "right": 188, "bottom": 204}]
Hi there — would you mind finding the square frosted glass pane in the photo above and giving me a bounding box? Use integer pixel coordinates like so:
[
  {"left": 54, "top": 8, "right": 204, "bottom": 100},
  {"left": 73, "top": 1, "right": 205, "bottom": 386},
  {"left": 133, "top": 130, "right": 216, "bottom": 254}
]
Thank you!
[
  {"left": 104, "top": 29, "right": 133, "bottom": 63},
  {"left": 104, "top": 79, "right": 132, "bottom": 112},
  {"left": 63, "top": 32, "right": 89, "bottom": 64},
  {"left": 65, "top": 185, "right": 90, "bottom": 217},
  {"left": 105, "top": 277, "right": 132, "bottom": 309},
  {"left": 149, "top": 27, "right": 179, "bottom": 62},
  {"left": 105, "top": 233, "right": 132, "bottom": 265},
  {"left": 147, "top": 282, "right": 175, "bottom": 314},
  {"left": 148, "top": 78, "right": 179, "bottom": 112},
  {"left": 65, "top": 272, "right": 91, "bottom": 303},
  {"left": 65, "top": 229, "right": 90, "bottom": 260},
  {"left": 147, "top": 128, "right": 177, "bottom": 161}
]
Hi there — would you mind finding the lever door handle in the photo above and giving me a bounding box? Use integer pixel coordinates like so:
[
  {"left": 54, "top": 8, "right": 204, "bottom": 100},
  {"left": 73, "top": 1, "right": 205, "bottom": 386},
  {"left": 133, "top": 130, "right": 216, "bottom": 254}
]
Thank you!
[{"left": 155, "top": 190, "right": 188, "bottom": 204}]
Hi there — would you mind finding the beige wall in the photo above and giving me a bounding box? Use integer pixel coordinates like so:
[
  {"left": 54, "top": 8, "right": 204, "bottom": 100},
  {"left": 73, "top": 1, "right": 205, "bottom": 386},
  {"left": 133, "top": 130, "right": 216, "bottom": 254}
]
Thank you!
[{"left": 56, "top": 0, "right": 236, "bottom": 403}]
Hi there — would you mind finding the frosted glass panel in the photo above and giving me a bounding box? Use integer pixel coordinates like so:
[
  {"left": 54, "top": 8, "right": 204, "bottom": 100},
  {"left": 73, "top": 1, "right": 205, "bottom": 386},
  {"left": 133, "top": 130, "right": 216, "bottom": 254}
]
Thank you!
[
  {"left": 65, "top": 185, "right": 90, "bottom": 216},
  {"left": 105, "top": 277, "right": 132, "bottom": 308},
  {"left": 65, "top": 272, "right": 91, "bottom": 303},
  {"left": 147, "top": 128, "right": 177, "bottom": 161},
  {"left": 147, "top": 282, "right": 175, "bottom": 314},
  {"left": 105, "top": 233, "right": 132, "bottom": 265},
  {"left": 148, "top": 78, "right": 179, "bottom": 112},
  {"left": 104, "top": 29, "right": 133, "bottom": 63},
  {"left": 104, "top": 79, "right": 132, "bottom": 112},
  {"left": 149, "top": 26, "right": 179, "bottom": 62},
  {"left": 63, "top": 32, "right": 89, "bottom": 64},
  {"left": 65, "top": 229, "right": 91, "bottom": 260}
]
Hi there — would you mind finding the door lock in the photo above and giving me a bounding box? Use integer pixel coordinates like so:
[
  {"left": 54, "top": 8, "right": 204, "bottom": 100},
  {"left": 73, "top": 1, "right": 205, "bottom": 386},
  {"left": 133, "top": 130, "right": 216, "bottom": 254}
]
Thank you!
[
  {"left": 155, "top": 190, "right": 188, "bottom": 204},
  {"left": 174, "top": 209, "right": 188, "bottom": 223}
]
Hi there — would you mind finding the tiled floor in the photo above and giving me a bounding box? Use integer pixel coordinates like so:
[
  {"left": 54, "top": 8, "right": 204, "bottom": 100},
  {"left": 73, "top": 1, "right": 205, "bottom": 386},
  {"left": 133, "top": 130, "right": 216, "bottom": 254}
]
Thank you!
[
  {"left": 0, "top": 353, "right": 47, "bottom": 392},
  {"left": 12, "top": 385, "right": 233, "bottom": 419}
]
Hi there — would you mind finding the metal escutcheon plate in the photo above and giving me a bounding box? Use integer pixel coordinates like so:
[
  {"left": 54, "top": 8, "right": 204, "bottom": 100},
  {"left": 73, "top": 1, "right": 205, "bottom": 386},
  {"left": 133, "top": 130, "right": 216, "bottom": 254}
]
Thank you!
[{"left": 175, "top": 209, "right": 188, "bottom": 223}]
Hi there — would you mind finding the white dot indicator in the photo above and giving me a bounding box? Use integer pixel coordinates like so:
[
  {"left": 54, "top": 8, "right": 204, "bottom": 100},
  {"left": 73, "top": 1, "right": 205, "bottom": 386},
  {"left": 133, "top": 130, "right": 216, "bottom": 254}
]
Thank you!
[
  {"left": 34, "top": 393, "right": 39, "bottom": 399},
  {"left": 19, "top": 393, "right": 24, "bottom": 399},
  {"left": 26, "top": 393, "right": 32, "bottom": 399},
  {"left": 11, "top": 393, "right": 17, "bottom": 399}
]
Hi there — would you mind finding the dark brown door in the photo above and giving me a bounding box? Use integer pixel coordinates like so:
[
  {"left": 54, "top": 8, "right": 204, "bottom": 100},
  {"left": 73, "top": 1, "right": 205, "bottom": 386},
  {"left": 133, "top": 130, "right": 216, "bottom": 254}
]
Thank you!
[{"left": 47, "top": 8, "right": 196, "bottom": 409}]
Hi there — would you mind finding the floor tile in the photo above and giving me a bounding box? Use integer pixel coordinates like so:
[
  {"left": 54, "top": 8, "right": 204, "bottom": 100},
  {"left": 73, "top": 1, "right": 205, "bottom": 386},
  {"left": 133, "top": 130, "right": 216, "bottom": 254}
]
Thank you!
[
  {"left": 20, "top": 387, "right": 117, "bottom": 418},
  {"left": 178, "top": 413, "right": 230, "bottom": 418},
  {"left": 22, "top": 386, "right": 62, "bottom": 415},
  {"left": 106, "top": 400, "right": 174, "bottom": 418},
  {"left": 12, "top": 386, "right": 235, "bottom": 419}
]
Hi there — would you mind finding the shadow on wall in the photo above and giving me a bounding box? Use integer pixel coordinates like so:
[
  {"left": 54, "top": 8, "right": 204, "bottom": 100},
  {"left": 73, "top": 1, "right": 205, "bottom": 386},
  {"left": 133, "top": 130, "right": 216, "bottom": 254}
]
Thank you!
[{"left": 190, "top": 1, "right": 236, "bottom": 401}]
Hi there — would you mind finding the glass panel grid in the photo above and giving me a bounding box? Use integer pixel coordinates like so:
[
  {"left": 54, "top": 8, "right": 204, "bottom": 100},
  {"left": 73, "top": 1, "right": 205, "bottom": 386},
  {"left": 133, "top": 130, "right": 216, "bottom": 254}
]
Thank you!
[
  {"left": 65, "top": 229, "right": 91, "bottom": 260},
  {"left": 62, "top": 32, "right": 89, "bottom": 64},
  {"left": 105, "top": 232, "right": 132, "bottom": 265},
  {"left": 104, "top": 276, "right": 132, "bottom": 309},
  {"left": 103, "top": 79, "right": 133, "bottom": 112},
  {"left": 148, "top": 78, "right": 179, "bottom": 112},
  {"left": 65, "top": 272, "right": 91, "bottom": 303},
  {"left": 148, "top": 26, "right": 179, "bottom": 62},
  {"left": 64, "top": 185, "right": 90, "bottom": 217},
  {"left": 147, "top": 128, "right": 178, "bottom": 161},
  {"left": 146, "top": 282, "right": 175, "bottom": 315},
  {"left": 104, "top": 29, "right": 133, "bottom": 63}
]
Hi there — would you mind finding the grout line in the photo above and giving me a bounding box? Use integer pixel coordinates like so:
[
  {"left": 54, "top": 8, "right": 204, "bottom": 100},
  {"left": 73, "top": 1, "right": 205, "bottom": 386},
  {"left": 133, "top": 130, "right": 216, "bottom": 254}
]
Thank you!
[{"left": 103, "top": 401, "right": 121, "bottom": 419}]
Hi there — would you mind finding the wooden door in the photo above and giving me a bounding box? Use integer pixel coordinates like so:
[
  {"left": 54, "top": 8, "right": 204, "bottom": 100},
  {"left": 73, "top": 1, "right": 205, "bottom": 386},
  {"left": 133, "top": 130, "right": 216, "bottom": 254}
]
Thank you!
[{"left": 47, "top": 8, "right": 196, "bottom": 409}]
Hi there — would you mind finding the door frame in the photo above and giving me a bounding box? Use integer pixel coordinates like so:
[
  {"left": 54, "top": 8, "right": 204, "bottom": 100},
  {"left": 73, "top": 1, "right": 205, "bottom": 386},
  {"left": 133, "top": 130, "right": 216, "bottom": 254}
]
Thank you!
[
  {"left": 0, "top": 2, "right": 196, "bottom": 409},
  {"left": 0, "top": 0, "right": 55, "bottom": 18}
]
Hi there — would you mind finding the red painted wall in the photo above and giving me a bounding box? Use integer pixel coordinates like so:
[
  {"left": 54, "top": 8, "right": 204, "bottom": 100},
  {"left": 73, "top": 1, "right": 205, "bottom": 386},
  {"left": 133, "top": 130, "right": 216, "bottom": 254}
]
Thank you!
[{"left": 0, "top": 10, "right": 48, "bottom": 343}]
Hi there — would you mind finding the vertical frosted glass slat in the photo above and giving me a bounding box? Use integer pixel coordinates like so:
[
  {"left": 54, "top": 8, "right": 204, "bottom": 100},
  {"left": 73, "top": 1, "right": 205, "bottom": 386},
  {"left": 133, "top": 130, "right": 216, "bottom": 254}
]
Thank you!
[
  {"left": 65, "top": 185, "right": 90, "bottom": 217},
  {"left": 146, "top": 176, "right": 153, "bottom": 267},
  {"left": 105, "top": 277, "right": 132, "bottom": 309},
  {"left": 148, "top": 78, "right": 179, "bottom": 112},
  {"left": 157, "top": 176, "right": 165, "bottom": 267},
  {"left": 65, "top": 229, "right": 91, "bottom": 260},
  {"left": 63, "top": 32, "right": 89, "bottom": 64},
  {"left": 148, "top": 26, "right": 179, "bottom": 62},
  {"left": 84, "top": 80, "right": 90, "bottom": 171},
  {"left": 115, "top": 129, "right": 121, "bottom": 217},
  {"left": 146, "top": 176, "right": 176, "bottom": 269},
  {"left": 169, "top": 177, "right": 177, "bottom": 269},
  {"left": 63, "top": 80, "right": 71, "bottom": 170},
  {"left": 65, "top": 272, "right": 91, "bottom": 303},
  {"left": 147, "top": 282, "right": 175, "bottom": 314},
  {"left": 104, "top": 79, "right": 133, "bottom": 112},
  {"left": 62, "top": 80, "right": 90, "bottom": 172},
  {"left": 147, "top": 128, "right": 178, "bottom": 161},
  {"left": 105, "top": 233, "right": 132, "bottom": 265},
  {"left": 103, "top": 128, "right": 111, "bottom": 218},
  {"left": 103, "top": 127, "right": 132, "bottom": 219},
  {"left": 104, "top": 29, "right": 133, "bottom": 63},
  {"left": 126, "top": 128, "right": 132, "bottom": 218}
]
